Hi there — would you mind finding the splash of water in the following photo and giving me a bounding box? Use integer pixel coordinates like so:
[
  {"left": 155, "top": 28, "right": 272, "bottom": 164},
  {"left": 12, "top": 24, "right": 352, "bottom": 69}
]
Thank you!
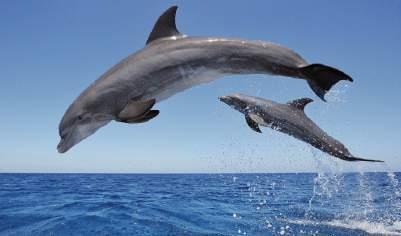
[
  {"left": 383, "top": 171, "right": 401, "bottom": 224},
  {"left": 307, "top": 149, "right": 343, "bottom": 200},
  {"left": 325, "top": 83, "right": 350, "bottom": 103},
  {"left": 287, "top": 219, "right": 401, "bottom": 235}
]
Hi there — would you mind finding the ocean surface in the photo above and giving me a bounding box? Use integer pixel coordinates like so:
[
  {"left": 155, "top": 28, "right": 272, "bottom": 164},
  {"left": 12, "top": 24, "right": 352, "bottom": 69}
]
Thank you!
[{"left": 0, "top": 173, "right": 401, "bottom": 236}]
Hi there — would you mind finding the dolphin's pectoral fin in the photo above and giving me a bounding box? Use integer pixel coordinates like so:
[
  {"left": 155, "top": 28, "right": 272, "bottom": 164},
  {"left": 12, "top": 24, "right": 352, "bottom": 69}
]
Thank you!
[
  {"left": 117, "top": 98, "right": 156, "bottom": 122},
  {"left": 287, "top": 98, "right": 314, "bottom": 111},
  {"left": 125, "top": 110, "right": 160, "bottom": 124},
  {"left": 146, "top": 6, "right": 182, "bottom": 45},
  {"left": 245, "top": 115, "right": 262, "bottom": 133}
]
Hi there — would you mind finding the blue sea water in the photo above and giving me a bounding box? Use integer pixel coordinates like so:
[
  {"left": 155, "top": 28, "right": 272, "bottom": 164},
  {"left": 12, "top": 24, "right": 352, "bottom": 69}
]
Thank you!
[{"left": 0, "top": 173, "right": 400, "bottom": 235}]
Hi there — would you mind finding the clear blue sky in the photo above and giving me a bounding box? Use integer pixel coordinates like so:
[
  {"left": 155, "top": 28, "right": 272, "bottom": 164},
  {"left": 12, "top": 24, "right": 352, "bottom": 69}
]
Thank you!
[{"left": 1, "top": 1, "right": 400, "bottom": 173}]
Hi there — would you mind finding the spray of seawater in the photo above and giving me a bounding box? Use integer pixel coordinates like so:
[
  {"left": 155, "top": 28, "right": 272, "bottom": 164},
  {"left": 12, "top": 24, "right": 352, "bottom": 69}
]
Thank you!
[
  {"left": 325, "top": 84, "right": 350, "bottom": 103},
  {"left": 303, "top": 150, "right": 401, "bottom": 235},
  {"left": 381, "top": 168, "right": 401, "bottom": 226},
  {"left": 302, "top": 86, "right": 401, "bottom": 234},
  {"left": 213, "top": 82, "right": 401, "bottom": 235},
  {"left": 306, "top": 149, "right": 344, "bottom": 219}
]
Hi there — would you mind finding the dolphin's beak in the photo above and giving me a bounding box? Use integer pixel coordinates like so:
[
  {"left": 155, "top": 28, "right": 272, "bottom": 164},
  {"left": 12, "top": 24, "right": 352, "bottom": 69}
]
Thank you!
[
  {"left": 57, "top": 137, "right": 71, "bottom": 153},
  {"left": 219, "top": 94, "right": 248, "bottom": 113},
  {"left": 56, "top": 119, "right": 111, "bottom": 154},
  {"left": 57, "top": 140, "right": 66, "bottom": 153},
  {"left": 218, "top": 96, "right": 232, "bottom": 104},
  {"left": 57, "top": 126, "right": 76, "bottom": 154}
]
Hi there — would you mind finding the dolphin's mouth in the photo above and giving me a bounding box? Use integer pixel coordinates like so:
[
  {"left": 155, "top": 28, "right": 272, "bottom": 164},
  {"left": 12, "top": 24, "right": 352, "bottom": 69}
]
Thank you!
[
  {"left": 57, "top": 122, "right": 80, "bottom": 154},
  {"left": 219, "top": 95, "right": 250, "bottom": 114},
  {"left": 218, "top": 96, "right": 232, "bottom": 104},
  {"left": 219, "top": 95, "right": 239, "bottom": 110},
  {"left": 56, "top": 119, "right": 112, "bottom": 153},
  {"left": 57, "top": 140, "right": 67, "bottom": 153},
  {"left": 57, "top": 136, "right": 71, "bottom": 153}
]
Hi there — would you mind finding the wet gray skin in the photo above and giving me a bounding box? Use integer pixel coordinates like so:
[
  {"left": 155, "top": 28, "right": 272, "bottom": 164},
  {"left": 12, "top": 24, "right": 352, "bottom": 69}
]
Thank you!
[
  {"left": 219, "top": 94, "right": 383, "bottom": 162},
  {"left": 58, "top": 6, "right": 353, "bottom": 153}
]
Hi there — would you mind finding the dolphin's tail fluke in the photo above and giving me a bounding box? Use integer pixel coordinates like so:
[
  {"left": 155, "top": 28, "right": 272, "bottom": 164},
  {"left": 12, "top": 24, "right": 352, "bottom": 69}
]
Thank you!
[
  {"left": 344, "top": 155, "right": 384, "bottom": 163},
  {"left": 300, "top": 64, "right": 353, "bottom": 101}
]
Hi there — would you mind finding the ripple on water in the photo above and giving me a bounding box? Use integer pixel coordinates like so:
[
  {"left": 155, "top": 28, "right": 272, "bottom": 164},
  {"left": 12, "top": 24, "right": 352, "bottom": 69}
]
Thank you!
[{"left": 0, "top": 173, "right": 400, "bottom": 235}]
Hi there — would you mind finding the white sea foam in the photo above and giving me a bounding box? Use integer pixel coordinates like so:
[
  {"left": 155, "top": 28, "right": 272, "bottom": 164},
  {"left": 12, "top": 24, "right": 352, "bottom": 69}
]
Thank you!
[{"left": 287, "top": 219, "right": 401, "bottom": 235}]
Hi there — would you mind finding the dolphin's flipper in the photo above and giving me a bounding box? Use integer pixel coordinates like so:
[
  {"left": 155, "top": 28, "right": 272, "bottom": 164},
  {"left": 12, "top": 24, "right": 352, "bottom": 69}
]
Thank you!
[
  {"left": 300, "top": 64, "right": 353, "bottom": 101},
  {"left": 146, "top": 6, "right": 182, "bottom": 44},
  {"left": 287, "top": 98, "right": 313, "bottom": 111},
  {"left": 117, "top": 99, "right": 156, "bottom": 122},
  {"left": 343, "top": 156, "right": 384, "bottom": 163},
  {"left": 124, "top": 110, "right": 160, "bottom": 123},
  {"left": 245, "top": 115, "right": 262, "bottom": 133}
]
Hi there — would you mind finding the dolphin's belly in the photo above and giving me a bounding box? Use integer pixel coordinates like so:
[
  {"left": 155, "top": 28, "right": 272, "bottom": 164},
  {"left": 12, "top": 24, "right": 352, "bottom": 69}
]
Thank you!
[
  {"left": 256, "top": 114, "right": 323, "bottom": 148},
  {"left": 140, "top": 66, "right": 224, "bottom": 102},
  {"left": 282, "top": 119, "right": 352, "bottom": 158}
]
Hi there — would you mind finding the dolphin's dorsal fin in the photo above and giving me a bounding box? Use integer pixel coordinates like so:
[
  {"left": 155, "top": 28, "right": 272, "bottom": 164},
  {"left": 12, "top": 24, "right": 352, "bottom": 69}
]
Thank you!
[
  {"left": 146, "top": 6, "right": 182, "bottom": 45},
  {"left": 287, "top": 98, "right": 313, "bottom": 110}
]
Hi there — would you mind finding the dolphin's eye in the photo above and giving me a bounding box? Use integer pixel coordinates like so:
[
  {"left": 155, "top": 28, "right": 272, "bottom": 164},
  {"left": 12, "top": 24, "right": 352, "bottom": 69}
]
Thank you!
[{"left": 77, "top": 113, "right": 90, "bottom": 123}]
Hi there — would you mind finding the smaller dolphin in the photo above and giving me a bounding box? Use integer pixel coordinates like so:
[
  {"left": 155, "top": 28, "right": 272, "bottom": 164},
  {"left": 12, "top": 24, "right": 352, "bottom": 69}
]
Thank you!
[{"left": 219, "top": 94, "right": 383, "bottom": 162}]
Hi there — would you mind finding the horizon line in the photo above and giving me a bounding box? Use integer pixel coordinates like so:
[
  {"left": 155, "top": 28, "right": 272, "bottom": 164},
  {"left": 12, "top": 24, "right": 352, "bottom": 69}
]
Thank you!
[{"left": 0, "top": 171, "right": 398, "bottom": 175}]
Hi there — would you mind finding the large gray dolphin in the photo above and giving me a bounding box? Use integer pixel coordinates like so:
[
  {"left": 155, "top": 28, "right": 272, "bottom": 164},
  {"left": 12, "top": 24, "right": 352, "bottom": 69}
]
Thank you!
[
  {"left": 58, "top": 6, "right": 353, "bottom": 153},
  {"left": 219, "top": 94, "right": 383, "bottom": 162}
]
